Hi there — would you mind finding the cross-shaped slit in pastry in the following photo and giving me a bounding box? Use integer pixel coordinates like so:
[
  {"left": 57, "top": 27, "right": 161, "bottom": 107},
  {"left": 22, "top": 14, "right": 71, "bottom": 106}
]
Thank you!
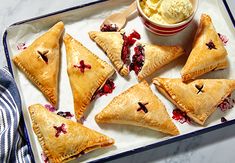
[
  {"left": 153, "top": 78, "right": 235, "bottom": 125},
  {"left": 195, "top": 84, "right": 204, "bottom": 94},
  {"left": 206, "top": 40, "right": 217, "bottom": 50},
  {"left": 74, "top": 60, "right": 91, "bottom": 73},
  {"left": 12, "top": 21, "right": 64, "bottom": 106},
  {"left": 95, "top": 81, "right": 180, "bottom": 136},
  {"left": 37, "top": 50, "right": 49, "bottom": 63},
  {"left": 137, "top": 102, "right": 148, "bottom": 113},
  {"left": 64, "top": 33, "right": 115, "bottom": 120},
  {"left": 28, "top": 104, "right": 114, "bottom": 162},
  {"left": 181, "top": 14, "right": 228, "bottom": 82}
]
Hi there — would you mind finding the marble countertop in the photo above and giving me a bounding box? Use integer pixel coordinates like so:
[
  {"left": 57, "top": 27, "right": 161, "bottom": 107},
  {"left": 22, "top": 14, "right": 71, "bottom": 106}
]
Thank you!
[{"left": 1, "top": 0, "right": 235, "bottom": 163}]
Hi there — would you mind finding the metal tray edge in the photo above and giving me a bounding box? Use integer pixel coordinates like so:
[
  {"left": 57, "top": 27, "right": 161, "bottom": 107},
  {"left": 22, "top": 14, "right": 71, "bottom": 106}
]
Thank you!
[{"left": 2, "top": 0, "right": 235, "bottom": 162}]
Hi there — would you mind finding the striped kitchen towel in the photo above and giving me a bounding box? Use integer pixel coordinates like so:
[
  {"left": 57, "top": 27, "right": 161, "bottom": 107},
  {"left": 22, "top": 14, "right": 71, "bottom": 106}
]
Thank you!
[{"left": 0, "top": 67, "right": 33, "bottom": 163}]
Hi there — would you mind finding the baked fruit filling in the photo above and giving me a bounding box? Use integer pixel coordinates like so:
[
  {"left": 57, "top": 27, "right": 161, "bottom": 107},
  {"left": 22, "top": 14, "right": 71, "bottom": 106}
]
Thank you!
[
  {"left": 129, "top": 44, "right": 145, "bottom": 75},
  {"left": 121, "top": 31, "right": 141, "bottom": 65},
  {"left": 101, "top": 24, "right": 118, "bottom": 32},
  {"left": 172, "top": 109, "right": 191, "bottom": 124},
  {"left": 92, "top": 79, "right": 115, "bottom": 100},
  {"left": 57, "top": 111, "right": 74, "bottom": 119},
  {"left": 217, "top": 94, "right": 234, "bottom": 112}
]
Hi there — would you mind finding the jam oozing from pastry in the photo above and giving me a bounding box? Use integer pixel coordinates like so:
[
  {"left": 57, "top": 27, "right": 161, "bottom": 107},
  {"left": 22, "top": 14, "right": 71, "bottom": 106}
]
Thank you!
[
  {"left": 17, "top": 42, "right": 27, "bottom": 51},
  {"left": 218, "top": 33, "right": 229, "bottom": 46},
  {"left": 121, "top": 34, "right": 131, "bottom": 64},
  {"left": 195, "top": 84, "right": 204, "bottom": 94},
  {"left": 206, "top": 40, "right": 216, "bottom": 50},
  {"left": 101, "top": 24, "right": 118, "bottom": 32},
  {"left": 121, "top": 31, "right": 141, "bottom": 64},
  {"left": 57, "top": 111, "right": 74, "bottom": 119},
  {"left": 41, "top": 153, "right": 49, "bottom": 163},
  {"left": 129, "top": 31, "right": 141, "bottom": 40},
  {"left": 217, "top": 95, "right": 234, "bottom": 112},
  {"left": 74, "top": 60, "right": 91, "bottom": 73},
  {"left": 172, "top": 109, "right": 190, "bottom": 124},
  {"left": 129, "top": 45, "right": 145, "bottom": 75},
  {"left": 44, "top": 104, "right": 56, "bottom": 112},
  {"left": 92, "top": 79, "right": 115, "bottom": 100},
  {"left": 221, "top": 117, "right": 227, "bottom": 123},
  {"left": 137, "top": 102, "right": 148, "bottom": 113},
  {"left": 79, "top": 116, "right": 86, "bottom": 124},
  {"left": 37, "top": 50, "right": 49, "bottom": 63},
  {"left": 53, "top": 123, "right": 67, "bottom": 137}
]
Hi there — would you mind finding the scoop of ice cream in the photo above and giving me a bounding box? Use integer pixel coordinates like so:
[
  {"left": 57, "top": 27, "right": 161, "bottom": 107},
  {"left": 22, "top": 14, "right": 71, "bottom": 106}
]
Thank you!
[
  {"left": 149, "top": 13, "right": 168, "bottom": 24},
  {"left": 140, "top": 0, "right": 161, "bottom": 17},
  {"left": 159, "top": 0, "right": 193, "bottom": 24}
]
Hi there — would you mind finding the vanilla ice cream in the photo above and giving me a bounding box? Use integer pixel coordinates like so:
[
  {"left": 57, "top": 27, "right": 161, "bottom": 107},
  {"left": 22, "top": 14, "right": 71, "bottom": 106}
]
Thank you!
[{"left": 140, "top": 0, "right": 193, "bottom": 25}]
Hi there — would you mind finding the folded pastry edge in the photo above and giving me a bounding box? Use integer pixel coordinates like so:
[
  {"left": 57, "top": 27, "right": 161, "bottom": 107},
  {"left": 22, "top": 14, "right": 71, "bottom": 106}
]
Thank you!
[
  {"left": 153, "top": 78, "right": 205, "bottom": 125},
  {"left": 181, "top": 59, "right": 228, "bottom": 82},
  {"left": 29, "top": 104, "right": 115, "bottom": 163},
  {"left": 88, "top": 31, "right": 129, "bottom": 77},
  {"left": 74, "top": 65, "right": 115, "bottom": 121},
  {"left": 137, "top": 45, "right": 185, "bottom": 81},
  {"left": 153, "top": 78, "right": 235, "bottom": 125},
  {"left": 12, "top": 57, "right": 57, "bottom": 106},
  {"left": 96, "top": 80, "right": 180, "bottom": 136}
]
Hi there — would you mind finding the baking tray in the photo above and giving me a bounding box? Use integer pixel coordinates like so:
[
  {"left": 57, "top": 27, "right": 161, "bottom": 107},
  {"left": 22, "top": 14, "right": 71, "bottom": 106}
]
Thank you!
[{"left": 2, "top": 0, "right": 235, "bottom": 162}]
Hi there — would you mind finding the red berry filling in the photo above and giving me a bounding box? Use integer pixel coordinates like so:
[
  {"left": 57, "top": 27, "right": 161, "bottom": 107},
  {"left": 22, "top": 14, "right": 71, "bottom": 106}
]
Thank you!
[
  {"left": 92, "top": 79, "right": 115, "bottom": 100},
  {"left": 172, "top": 109, "right": 190, "bottom": 124},
  {"left": 101, "top": 24, "right": 118, "bottom": 32},
  {"left": 221, "top": 117, "right": 227, "bottom": 123},
  {"left": 129, "top": 30, "right": 141, "bottom": 40},
  {"left": 217, "top": 95, "right": 234, "bottom": 112},
  {"left": 17, "top": 43, "right": 27, "bottom": 50},
  {"left": 218, "top": 33, "right": 229, "bottom": 46},
  {"left": 41, "top": 153, "right": 49, "bottom": 163},
  {"left": 44, "top": 104, "right": 56, "bottom": 112},
  {"left": 79, "top": 116, "right": 86, "bottom": 124},
  {"left": 206, "top": 40, "right": 216, "bottom": 50},
  {"left": 57, "top": 111, "right": 74, "bottom": 119},
  {"left": 53, "top": 123, "right": 67, "bottom": 137},
  {"left": 74, "top": 60, "right": 91, "bottom": 73},
  {"left": 129, "top": 45, "right": 145, "bottom": 75},
  {"left": 121, "top": 31, "right": 141, "bottom": 64}
]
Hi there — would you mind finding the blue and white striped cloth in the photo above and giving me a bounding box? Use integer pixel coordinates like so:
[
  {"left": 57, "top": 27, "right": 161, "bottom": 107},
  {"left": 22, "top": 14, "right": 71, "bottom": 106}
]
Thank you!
[{"left": 0, "top": 67, "right": 33, "bottom": 163}]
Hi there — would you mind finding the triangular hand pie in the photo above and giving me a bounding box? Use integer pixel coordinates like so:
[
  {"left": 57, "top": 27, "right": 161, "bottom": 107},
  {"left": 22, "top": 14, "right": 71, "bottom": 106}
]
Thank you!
[
  {"left": 29, "top": 104, "right": 114, "bottom": 163},
  {"left": 64, "top": 34, "right": 115, "bottom": 120},
  {"left": 153, "top": 78, "right": 235, "bottom": 125},
  {"left": 12, "top": 21, "right": 64, "bottom": 106},
  {"left": 181, "top": 14, "right": 228, "bottom": 81},
  {"left": 89, "top": 31, "right": 129, "bottom": 76},
  {"left": 95, "top": 81, "right": 179, "bottom": 136},
  {"left": 131, "top": 43, "right": 185, "bottom": 81}
]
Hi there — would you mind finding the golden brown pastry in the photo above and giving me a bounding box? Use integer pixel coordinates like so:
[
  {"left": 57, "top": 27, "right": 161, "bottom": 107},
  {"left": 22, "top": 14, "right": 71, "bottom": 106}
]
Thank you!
[
  {"left": 131, "top": 43, "right": 185, "bottom": 81},
  {"left": 95, "top": 81, "right": 179, "bottom": 136},
  {"left": 153, "top": 78, "right": 235, "bottom": 125},
  {"left": 29, "top": 104, "right": 114, "bottom": 163},
  {"left": 64, "top": 34, "right": 115, "bottom": 120},
  {"left": 12, "top": 21, "right": 64, "bottom": 106},
  {"left": 181, "top": 14, "right": 228, "bottom": 82},
  {"left": 89, "top": 31, "right": 129, "bottom": 76}
]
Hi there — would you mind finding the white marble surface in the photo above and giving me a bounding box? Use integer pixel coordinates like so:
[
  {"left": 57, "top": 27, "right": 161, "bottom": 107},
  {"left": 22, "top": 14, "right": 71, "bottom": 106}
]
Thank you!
[{"left": 1, "top": 0, "right": 235, "bottom": 163}]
